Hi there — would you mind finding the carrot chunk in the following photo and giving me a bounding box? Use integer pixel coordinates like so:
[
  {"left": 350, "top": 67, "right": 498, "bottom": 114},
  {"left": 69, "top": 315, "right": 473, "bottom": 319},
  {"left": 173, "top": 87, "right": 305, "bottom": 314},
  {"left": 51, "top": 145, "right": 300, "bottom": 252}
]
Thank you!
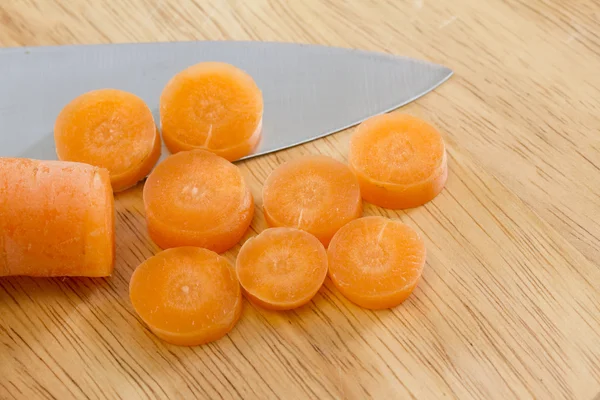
[
  {"left": 327, "top": 216, "right": 426, "bottom": 309},
  {"left": 54, "top": 89, "right": 161, "bottom": 192},
  {"left": 0, "top": 158, "right": 114, "bottom": 277},
  {"left": 143, "top": 149, "right": 254, "bottom": 253},
  {"left": 262, "top": 155, "right": 362, "bottom": 246},
  {"left": 349, "top": 113, "right": 448, "bottom": 209},
  {"left": 129, "top": 247, "right": 242, "bottom": 346},
  {"left": 160, "top": 62, "right": 263, "bottom": 161},
  {"left": 236, "top": 227, "right": 328, "bottom": 310}
]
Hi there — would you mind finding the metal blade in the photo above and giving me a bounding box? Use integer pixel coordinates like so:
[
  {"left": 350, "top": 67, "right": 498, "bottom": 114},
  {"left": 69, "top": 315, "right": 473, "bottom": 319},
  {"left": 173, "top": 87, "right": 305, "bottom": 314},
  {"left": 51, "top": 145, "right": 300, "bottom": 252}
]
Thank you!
[{"left": 0, "top": 41, "right": 452, "bottom": 160}]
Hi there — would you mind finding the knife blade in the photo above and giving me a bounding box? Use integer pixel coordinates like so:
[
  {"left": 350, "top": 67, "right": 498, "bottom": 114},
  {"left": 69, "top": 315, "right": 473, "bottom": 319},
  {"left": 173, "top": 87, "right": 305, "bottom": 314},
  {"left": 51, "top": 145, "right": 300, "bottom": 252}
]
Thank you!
[{"left": 0, "top": 41, "right": 452, "bottom": 160}]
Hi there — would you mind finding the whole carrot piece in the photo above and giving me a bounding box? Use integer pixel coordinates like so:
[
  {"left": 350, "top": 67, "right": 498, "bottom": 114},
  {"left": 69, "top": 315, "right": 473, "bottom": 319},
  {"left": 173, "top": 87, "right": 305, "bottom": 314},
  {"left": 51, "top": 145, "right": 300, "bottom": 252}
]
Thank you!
[{"left": 0, "top": 158, "right": 115, "bottom": 277}]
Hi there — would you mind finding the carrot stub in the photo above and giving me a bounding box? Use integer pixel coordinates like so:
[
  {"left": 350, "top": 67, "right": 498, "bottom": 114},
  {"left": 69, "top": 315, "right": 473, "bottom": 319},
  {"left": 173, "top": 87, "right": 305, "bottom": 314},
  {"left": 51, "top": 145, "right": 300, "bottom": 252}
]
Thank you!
[
  {"left": 262, "top": 155, "right": 362, "bottom": 246},
  {"left": 143, "top": 149, "right": 254, "bottom": 253},
  {"left": 0, "top": 158, "right": 114, "bottom": 277},
  {"left": 327, "top": 216, "right": 426, "bottom": 309},
  {"left": 236, "top": 227, "right": 328, "bottom": 310},
  {"left": 349, "top": 113, "right": 448, "bottom": 209},
  {"left": 129, "top": 247, "right": 242, "bottom": 346},
  {"left": 160, "top": 62, "right": 263, "bottom": 161},
  {"left": 54, "top": 89, "right": 161, "bottom": 192}
]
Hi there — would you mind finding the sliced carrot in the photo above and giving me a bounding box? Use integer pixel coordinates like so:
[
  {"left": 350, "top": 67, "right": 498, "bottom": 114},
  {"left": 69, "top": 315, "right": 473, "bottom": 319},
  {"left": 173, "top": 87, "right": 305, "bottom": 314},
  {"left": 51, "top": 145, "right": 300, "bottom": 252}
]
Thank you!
[
  {"left": 54, "top": 88, "right": 161, "bottom": 192},
  {"left": 327, "top": 216, "right": 426, "bottom": 309},
  {"left": 0, "top": 158, "right": 114, "bottom": 277},
  {"left": 143, "top": 149, "right": 254, "bottom": 253},
  {"left": 160, "top": 62, "right": 263, "bottom": 161},
  {"left": 129, "top": 247, "right": 242, "bottom": 346},
  {"left": 349, "top": 113, "right": 448, "bottom": 209},
  {"left": 262, "top": 155, "right": 362, "bottom": 246},
  {"left": 236, "top": 227, "right": 328, "bottom": 310}
]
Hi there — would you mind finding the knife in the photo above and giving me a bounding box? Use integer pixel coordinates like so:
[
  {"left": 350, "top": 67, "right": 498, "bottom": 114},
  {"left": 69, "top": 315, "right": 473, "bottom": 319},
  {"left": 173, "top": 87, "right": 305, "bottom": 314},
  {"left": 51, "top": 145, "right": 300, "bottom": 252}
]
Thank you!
[{"left": 0, "top": 41, "right": 452, "bottom": 160}]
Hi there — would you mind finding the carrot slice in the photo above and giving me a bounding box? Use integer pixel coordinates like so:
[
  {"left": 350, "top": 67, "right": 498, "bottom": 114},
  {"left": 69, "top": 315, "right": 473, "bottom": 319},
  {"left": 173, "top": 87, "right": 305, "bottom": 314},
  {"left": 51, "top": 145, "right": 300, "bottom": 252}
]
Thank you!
[
  {"left": 349, "top": 113, "right": 448, "bottom": 209},
  {"left": 0, "top": 158, "right": 114, "bottom": 277},
  {"left": 327, "top": 216, "right": 426, "bottom": 309},
  {"left": 160, "top": 62, "right": 263, "bottom": 161},
  {"left": 262, "top": 155, "right": 362, "bottom": 246},
  {"left": 143, "top": 149, "right": 254, "bottom": 252},
  {"left": 54, "top": 89, "right": 161, "bottom": 192},
  {"left": 129, "top": 247, "right": 242, "bottom": 346},
  {"left": 236, "top": 227, "right": 328, "bottom": 310}
]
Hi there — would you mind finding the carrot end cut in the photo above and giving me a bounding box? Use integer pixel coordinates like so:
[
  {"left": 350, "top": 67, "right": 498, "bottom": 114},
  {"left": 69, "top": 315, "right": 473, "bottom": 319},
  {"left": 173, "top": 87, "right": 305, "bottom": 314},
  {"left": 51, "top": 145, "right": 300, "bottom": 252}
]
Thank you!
[
  {"left": 349, "top": 113, "right": 448, "bottom": 209},
  {"left": 236, "top": 227, "right": 328, "bottom": 310},
  {"left": 160, "top": 62, "right": 263, "bottom": 161},
  {"left": 262, "top": 155, "right": 362, "bottom": 246},
  {"left": 143, "top": 149, "right": 254, "bottom": 253},
  {"left": 327, "top": 216, "right": 426, "bottom": 309},
  {"left": 54, "top": 88, "right": 161, "bottom": 192},
  {"left": 0, "top": 158, "right": 115, "bottom": 277},
  {"left": 130, "top": 247, "right": 242, "bottom": 346}
]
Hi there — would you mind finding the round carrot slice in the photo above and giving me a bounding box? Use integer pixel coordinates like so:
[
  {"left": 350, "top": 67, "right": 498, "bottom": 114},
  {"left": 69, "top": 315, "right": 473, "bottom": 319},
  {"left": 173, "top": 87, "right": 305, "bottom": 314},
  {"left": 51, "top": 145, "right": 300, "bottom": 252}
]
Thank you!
[
  {"left": 236, "top": 227, "right": 328, "bottom": 310},
  {"left": 129, "top": 247, "right": 242, "bottom": 346},
  {"left": 54, "top": 89, "right": 161, "bottom": 192},
  {"left": 160, "top": 62, "right": 263, "bottom": 161},
  {"left": 262, "top": 155, "right": 362, "bottom": 246},
  {"left": 143, "top": 149, "right": 254, "bottom": 253},
  {"left": 349, "top": 113, "right": 448, "bottom": 209},
  {"left": 327, "top": 216, "right": 426, "bottom": 309}
]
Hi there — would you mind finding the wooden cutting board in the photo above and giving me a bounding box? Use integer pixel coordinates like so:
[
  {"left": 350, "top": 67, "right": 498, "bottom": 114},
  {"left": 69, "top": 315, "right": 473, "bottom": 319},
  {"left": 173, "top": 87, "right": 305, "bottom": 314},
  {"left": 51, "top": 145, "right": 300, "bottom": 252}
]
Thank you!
[{"left": 1, "top": 1, "right": 599, "bottom": 399}]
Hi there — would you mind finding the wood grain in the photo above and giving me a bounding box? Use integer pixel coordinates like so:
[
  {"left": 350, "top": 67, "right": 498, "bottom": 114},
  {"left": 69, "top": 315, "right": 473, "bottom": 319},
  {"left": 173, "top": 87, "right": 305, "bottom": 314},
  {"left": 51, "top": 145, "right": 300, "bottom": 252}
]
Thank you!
[{"left": 1, "top": 0, "right": 600, "bottom": 399}]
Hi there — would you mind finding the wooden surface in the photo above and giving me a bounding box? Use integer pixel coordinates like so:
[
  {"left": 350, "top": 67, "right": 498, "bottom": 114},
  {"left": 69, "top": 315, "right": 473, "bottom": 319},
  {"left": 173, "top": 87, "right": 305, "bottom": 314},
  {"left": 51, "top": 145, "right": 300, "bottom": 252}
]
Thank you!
[{"left": 1, "top": 0, "right": 600, "bottom": 399}]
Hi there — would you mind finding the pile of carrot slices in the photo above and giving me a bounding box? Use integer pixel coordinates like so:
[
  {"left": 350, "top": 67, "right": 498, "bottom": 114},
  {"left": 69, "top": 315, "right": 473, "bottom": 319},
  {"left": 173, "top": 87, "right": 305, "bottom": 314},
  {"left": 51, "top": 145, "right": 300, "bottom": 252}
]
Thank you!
[{"left": 0, "top": 61, "right": 448, "bottom": 346}]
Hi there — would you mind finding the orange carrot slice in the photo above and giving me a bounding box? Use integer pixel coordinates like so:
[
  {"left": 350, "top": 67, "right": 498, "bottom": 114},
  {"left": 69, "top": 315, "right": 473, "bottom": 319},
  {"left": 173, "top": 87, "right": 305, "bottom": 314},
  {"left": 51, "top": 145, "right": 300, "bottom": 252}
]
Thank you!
[
  {"left": 54, "top": 89, "right": 161, "bottom": 192},
  {"left": 0, "top": 158, "right": 114, "bottom": 277},
  {"left": 160, "top": 62, "right": 263, "bottom": 161},
  {"left": 262, "top": 155, "right": 362, "bottom": 246},
  {"left": 349, "top": 113, "right": 448, "bottom": 209},
  {"left": 129, "top": 247, "right": 242, "bottom": 346},
  {"left": 143, "top": 149, "right": 254, "bottom": 252},
  {"left": 236, "top": 227, "right": 328, "bottom": 310},
  {"left": 327, "top": 216, "right": 426, "bottom": 309}
]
